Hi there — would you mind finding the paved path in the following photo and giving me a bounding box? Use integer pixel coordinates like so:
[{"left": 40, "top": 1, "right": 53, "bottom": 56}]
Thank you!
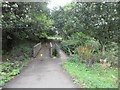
[{"left": 4, "top": 43, "right": 78, "bottom": 88}]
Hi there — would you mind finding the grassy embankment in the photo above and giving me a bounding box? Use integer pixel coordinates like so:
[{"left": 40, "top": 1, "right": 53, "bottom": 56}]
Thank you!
[
  {"left": 0, "top": 41, "right": 36, "bottom": 87},
  {"left": 63, "top": 58, "right": 118, "bottom": 88}
]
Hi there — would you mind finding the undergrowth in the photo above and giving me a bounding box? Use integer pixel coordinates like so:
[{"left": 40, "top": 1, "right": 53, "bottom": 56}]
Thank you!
[
  {"left": 0, "top": 41, "right": 35, "bottom": 87},
  {"left": 63, "top": 60, "right": 118, "bottom": 88}
]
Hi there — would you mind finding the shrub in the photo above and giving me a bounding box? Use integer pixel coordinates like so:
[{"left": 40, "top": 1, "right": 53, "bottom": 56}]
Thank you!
[
  {"left": 1, "top": 41, "right": 34, "bottom": 87},
  {"left": 93, "top": 42, "right": 118, "bottom": 66},
  {"left": 61, "top": 40, "right": 78, "bottom": 56},
  {"left": 76, "top": 46, "right": 94, "bottom": 65},
  {"left": 60, "top": 32, "right": 94, "bottom": 56},
  {"left": 0, "top": 61, "right": 21, "bottom": 87},
  {"left": 67, "top": 54, "right": 79, "bottom": 63}
]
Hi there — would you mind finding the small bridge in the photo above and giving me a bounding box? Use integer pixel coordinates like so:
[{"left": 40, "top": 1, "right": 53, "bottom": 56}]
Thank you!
[
  {"left": 33, "top": 40, "right": 67, "bottom": 61},
  {"left": 4, "top": 41, "right": 78, "bottom": 88}
]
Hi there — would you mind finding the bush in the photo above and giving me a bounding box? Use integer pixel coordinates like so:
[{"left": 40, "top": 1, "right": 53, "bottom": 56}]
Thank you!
[
  {"left": 0, "top": 61, "right": 21, "bottom": 87},
  {"left": 93, "top": 51, "right": 102, "bottom": 63},
  {"left": 60, "top": 32, "right": 94, "bottom": 56},
  {"left": 93, "top": 42, "right": 118, "bottom": 66},
  {"left": 61, "top": 40, "right": 77, "bottom": 56},
  {"left": 1, "top": 41, "right": 35, "bottom": 87},
  {"left": 67, "top": 54, "right": 79, "bottom": 63},
  {"left": 61, "top": 34, "right": 100, "bottom": 58}
]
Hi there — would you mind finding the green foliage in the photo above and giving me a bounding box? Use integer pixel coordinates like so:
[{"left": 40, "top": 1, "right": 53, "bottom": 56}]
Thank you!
[
  {"left": 61, "top": 32, "right": 92, "bottom": 55},
  {"left": 93, "top": 51, "right": 103, "bottom": 63},
  {"left": 67, "top": 54, "right": 79, "bottom": 63},
  {"left": 0, "top": 61, "right": 21, "bottom": 87},
  {"left": 1, "top": 41, "right": 34, "bottom": 87},
  {"left": 93, "top": 42, "right": 118, "bottom": 65},
  {"left": 63, "top": 61, "right": 118, "bottom": 88},
  {"left": 2, "top": 2, "right": 55, "bottom": 51},
  {"left": 85, "top": 39, "right": 100, "bottom": 52},
  {"left": 47, "top": 36, "right": 62, "bottom": 40},
  {"left": 61, "top": 32, "right": 100, "bottom": 59},
  {"left": 1, "top": 1, "right": 119, "bottom": 87},
  {"left": 52, "top": 2, "right": 119, "bottom": 51},
  {"left": 33, "top": 13, "right": 54, "bottom": 39},
  {"left": 2, "top": 41, "right": 34, "bottom": 59}
]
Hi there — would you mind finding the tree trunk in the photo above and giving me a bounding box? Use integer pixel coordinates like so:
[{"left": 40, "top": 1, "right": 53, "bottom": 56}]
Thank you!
[
  {"left": 102, "top": 44, "right": 105, "bottom": 55},
  {"left": 99, "top": 40, "right": 106, "bottom": 56}
]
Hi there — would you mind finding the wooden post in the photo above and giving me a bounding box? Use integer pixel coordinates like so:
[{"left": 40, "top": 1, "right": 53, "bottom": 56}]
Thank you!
[
  {"left": 33, "top": 42, "right": 41, "bottom": 58},
  {"left": 50, "top": 42, "right": 53, "bottom": 57}
]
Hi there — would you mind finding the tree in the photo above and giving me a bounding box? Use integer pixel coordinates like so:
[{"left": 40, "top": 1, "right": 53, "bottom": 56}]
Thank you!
[
  {"left": 2, "top": 2, "right": 54, "bottom": 51},
  {"left": 51, "top": 2, "right": 119, "bottom": 53},
  {"left": 2, "top": 2, "right": 31, "bottom": 50}
]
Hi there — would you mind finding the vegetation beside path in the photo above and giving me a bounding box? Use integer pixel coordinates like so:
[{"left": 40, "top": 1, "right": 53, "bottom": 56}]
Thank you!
[
  {"left": 62, "top": 58, "right": 118, "bottom": 88},
  {"left": 1, "top": 1, "right": 119, "bottom": 88},
  {"left": 0, "top": 41, "right": 35, "bottom": 87}
]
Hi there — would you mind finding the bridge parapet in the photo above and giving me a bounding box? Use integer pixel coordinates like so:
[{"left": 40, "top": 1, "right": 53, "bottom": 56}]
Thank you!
[
  {"left": 50, "top": 42, "right": 60, "bottom": 58},
  {"left": 33, "top": 42, "right": 41, "bottom": 58}
]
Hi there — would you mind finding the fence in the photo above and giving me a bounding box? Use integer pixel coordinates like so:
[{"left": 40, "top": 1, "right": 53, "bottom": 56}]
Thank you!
[
  {"left": 50, "top": 42, "right": 60, "bottom": 57},
  {"left": 33, "top": 42, "right": 41, "bottom": 58},
  {"left": 50, "top": 42, "right": 53, "bottom": 57}
]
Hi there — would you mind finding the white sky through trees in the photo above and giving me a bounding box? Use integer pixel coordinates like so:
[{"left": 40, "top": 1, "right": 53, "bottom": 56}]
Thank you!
[{"left": 47, "top": 0, "right": 72, "bottom": 10}]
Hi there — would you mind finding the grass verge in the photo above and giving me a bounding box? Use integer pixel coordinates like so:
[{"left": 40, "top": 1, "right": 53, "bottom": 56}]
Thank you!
[{"left": 62, "top": 61, "right": 118, "bottom": 88}]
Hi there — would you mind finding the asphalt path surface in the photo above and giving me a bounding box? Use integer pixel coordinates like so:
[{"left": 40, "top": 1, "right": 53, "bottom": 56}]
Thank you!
[{"left": 4, "top": 43, "right": 78, "bottom": 88}]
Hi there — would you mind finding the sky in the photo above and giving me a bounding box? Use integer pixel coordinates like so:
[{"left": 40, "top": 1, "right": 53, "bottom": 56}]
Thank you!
[{"left": 47, "top": 0, "right": 73, "bottom": 10}]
